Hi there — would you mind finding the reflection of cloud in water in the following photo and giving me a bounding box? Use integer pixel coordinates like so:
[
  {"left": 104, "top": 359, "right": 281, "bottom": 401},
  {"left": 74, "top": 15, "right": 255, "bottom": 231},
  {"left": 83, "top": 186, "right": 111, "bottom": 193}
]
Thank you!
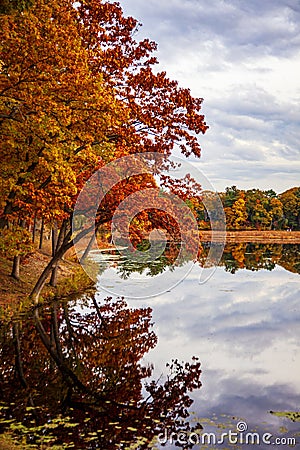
[
  {"left": 128, "top": 265, "right": 300, "bottom": 444},
  {"left": 192, "top": 379, "right": 300, "bottom": 449}
]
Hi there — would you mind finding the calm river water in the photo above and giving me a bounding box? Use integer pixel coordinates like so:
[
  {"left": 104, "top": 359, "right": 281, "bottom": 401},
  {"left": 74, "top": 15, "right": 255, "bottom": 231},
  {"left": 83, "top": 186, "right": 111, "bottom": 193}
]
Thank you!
[
  {"left": 0, "top": 243, "right": 299, "bottom": 449},
  {"left": 94, "top": 243, "right": 300, "bottom": 449}
]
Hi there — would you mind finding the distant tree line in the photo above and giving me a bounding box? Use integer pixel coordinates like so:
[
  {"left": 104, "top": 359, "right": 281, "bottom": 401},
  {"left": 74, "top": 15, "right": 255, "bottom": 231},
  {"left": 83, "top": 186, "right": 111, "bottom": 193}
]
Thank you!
[{"left": 196, "top": 186, "right": 300, "bottom": 230}]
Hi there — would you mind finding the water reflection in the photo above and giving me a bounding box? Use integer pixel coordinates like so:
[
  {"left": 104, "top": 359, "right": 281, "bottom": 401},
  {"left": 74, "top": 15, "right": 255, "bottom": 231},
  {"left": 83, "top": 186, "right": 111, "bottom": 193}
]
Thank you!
[
  {"left": 0, "top": 244, "right": 299, "bottom": 449},
  {"left": 124, "top": 246, "right": 300, "bottom": 449},
  {"left": 0, "top": 297, "right": 201, "bottom": 449},
  {"left": 95, "top": 243, "right": 300, "bottom": 278},
  {"left": 209, "top": 243, "right": 300, "bottom": 274}
]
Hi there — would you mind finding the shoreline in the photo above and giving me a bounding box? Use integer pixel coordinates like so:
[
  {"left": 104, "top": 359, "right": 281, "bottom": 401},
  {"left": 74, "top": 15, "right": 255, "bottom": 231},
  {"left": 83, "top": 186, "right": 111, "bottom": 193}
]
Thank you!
[
  {"left": 1, "top": 231, "right": 299, "bottom": 308},
  {"left": 0, "top": 249, "right": 94, "bottom": 309},
  {"left": 200, "top": 230, "right": 300, "bottom": 243}
]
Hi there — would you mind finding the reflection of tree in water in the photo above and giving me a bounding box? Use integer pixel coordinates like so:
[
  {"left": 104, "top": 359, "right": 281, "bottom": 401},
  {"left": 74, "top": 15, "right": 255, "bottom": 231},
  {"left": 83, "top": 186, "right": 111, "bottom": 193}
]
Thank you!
[
  {"left": 0, "top": 297, "right": 202, "bottom": 449},
  {"left": 198, "top": 243, "right": 300, "bottom": 274},
  {"left": 222, "top": 243, "right": 278, "bottom": 274},
  {"left": 109, "top": 242, "right": 300, "bottom": 278},
  {"left": 114, "top": 241, "right": 186, "bottom": 279},
  {"left": 116, "top": 255, "right": 173, "bottom": 279},
  {"left": 279, "top": 244, "right": 300, "bottom": 274}
]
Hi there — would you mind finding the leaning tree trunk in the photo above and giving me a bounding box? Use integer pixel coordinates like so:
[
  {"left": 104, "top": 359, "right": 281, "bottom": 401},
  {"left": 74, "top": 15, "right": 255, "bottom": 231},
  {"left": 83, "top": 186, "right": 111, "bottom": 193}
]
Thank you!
[
  {"left": 50, "top": 221, "right": 66, "bottom": 288},
  {"left": 49, "top": 262, "right": 58, "bottom": 287},
  {"left": 30, "top": 222, "right": 76, "bottom": 303},
  {"left": 30, "top": 242, "right": 69, "bottom": 303},
  {"left": 80, "top": 224, "right": 100, "bottom": 264},
  {"left": 30, "top": 220, "right": 100, "bottom": 304}
]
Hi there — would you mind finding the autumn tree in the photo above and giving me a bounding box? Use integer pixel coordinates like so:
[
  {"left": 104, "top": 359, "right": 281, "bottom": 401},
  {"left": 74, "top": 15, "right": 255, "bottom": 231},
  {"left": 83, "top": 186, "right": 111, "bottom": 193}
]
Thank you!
[
  {"left": 195, "top": 186, "right": 293, "bottom": 231},
  {"left": 222, "top": 186, "right": 240, "bottom": 208},
  {"left": 0, "top": 0, "right": 208, "bottom": 301},
  {"left": 0, "top": 0, "right": 124, "bottom": 278},
  {"left": 224, "top": 197, "right": 248, "bottom": 230},
  {"left": 268, "top": 196, "right": 284, "bottom": 229},
  {"left": 279, "top": 187, "right": 300, "bottom": 230}
]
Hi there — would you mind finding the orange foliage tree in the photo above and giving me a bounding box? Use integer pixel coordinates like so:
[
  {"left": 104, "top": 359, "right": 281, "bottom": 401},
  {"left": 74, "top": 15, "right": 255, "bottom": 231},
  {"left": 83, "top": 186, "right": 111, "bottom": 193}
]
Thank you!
[{"left": 0, "top": 0, "right": 208, "bottom": 300}]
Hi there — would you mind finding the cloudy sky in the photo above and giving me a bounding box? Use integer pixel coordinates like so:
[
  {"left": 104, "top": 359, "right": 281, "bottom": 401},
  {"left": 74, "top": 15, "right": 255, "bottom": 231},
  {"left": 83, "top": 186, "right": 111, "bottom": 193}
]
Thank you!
[{"left": 119, "top": 0, "right": 300, "bottom": 193}]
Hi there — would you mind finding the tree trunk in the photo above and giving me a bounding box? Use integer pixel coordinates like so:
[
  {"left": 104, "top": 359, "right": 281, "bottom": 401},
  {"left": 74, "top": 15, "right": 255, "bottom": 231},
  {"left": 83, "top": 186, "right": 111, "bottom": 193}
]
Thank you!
[
  {"left": 12, "top": 322, "right": 36, "bottom": 410},
  {"left": 33, "top": 308, "right": 91, "bottom": 394},
  {"left": 52, "top": 303, "right": 64, "bottom": 360},
  {"left": 50, "top": 221, "right": 66, "bottom": 288},
  {"left": 80, "top": 229, "right": 97, "bottom": 264},
  {"left": 31, "top": 247, "right": 64, "bottom": 303},
  {"left": 49, "top": 265, "right": 58, "bottom": 287},
  {"left": 51, "top": 221, "right": 58, "bottom": 256},
  {"left": 32, "top": 215, "right": 37, "bottom": 243},
  {"left": 30, "top": 229, "right": 73, "bottom": 303},
  {"left": 0, "top": 200, "right": 14, "bottom": 229},
  {"left": 11, "top": 255, "right": 20, "bottom": 280},
  {"left": 0, "top": 217, "right": 8, "bottom": 229},
  {"left": 39, "top": 217, "right": 44, "bottom": 250},
  {"left": 30, "top": 220, "right": 97, "bottom": 304}
]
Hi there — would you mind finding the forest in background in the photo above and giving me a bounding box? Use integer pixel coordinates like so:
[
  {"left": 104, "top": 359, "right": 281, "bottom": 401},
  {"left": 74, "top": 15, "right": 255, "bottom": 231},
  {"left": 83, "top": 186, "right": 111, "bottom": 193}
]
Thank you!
[{"left": 196, "top": 186, "right": 300, "bottom": 231}]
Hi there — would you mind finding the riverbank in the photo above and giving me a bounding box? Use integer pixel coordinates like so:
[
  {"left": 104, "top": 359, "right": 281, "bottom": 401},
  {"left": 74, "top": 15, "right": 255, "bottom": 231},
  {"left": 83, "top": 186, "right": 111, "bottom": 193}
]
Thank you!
[
  {"left": 201, "top": 230, "right": 300, "bottom": 243},
  {"left": 0, "top": 249, "right": 94, "bottom": 310},
  {"left": 1, "top": 231, "right": 299, "bottom": 308}
]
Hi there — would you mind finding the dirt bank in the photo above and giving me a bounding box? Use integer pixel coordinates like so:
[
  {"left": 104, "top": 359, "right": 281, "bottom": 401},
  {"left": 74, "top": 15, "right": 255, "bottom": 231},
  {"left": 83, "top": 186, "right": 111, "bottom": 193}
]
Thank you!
[{"left": 0, "top": 249, "right": 93, "bottom": 309}]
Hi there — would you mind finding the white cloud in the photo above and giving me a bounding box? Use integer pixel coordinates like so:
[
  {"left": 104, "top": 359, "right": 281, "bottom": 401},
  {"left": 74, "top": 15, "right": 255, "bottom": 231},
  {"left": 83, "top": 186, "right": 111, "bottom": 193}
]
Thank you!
[{"left": 119, "top": 0, "right": 300, "bottom": 192}]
